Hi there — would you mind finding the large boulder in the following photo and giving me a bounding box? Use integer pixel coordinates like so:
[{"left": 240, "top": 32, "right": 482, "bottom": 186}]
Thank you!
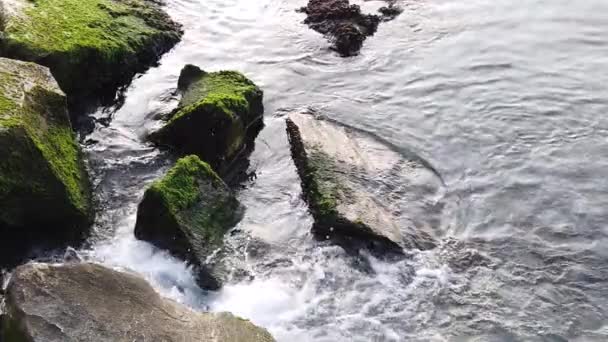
[
  {"left": 0, "top": 58, "right": 92, "bottom": 268},
  {"left": 286, "top": 110, "right": 442, "bottom": 254},
  {"left": 297, "top": 0, "right": 402, "bottom": 56},
  {"left": 1, "top": 262, "right": 275, "bottom": 342},
  {"left": 152, "top": 65, "right": 264, "bottom": 174},
  {"left": 0, "top": 0, "right": 182, "bottom": 110},
  {"left": 134, "top": 155, "right": 242, "bottom": 289}
]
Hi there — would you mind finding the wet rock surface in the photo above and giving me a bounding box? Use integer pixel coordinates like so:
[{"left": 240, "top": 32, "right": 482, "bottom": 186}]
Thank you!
[
  {"left": 298, "top": 0, "right": 402, "bottom": 56},
  {"left": 286, "top": 110, "right": 443, "bottom": 255},
  {"left": 152, "top": 64, "right": 264, "bottom": 176},
  {"left": 0, "top": 58, "right": 92, "bottom": 270},
  {"left": 1, "top": 262, "right": 275, "bottom": 342},
  {"left": 134, "top": 155, "right": 243, "bottom": 290}
]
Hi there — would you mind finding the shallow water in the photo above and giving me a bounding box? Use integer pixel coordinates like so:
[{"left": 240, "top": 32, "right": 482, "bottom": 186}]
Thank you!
[{"left": 80, "top": 0, "right": 608, "bottom": 340}]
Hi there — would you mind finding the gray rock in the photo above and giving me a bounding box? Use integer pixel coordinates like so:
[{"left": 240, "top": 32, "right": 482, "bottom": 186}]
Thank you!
[
  {"left": 1, "top": 262, "right": 275, "bottom": 342},
  {"left": 286, "top": 110, "right": 443, "bottom": 254}
]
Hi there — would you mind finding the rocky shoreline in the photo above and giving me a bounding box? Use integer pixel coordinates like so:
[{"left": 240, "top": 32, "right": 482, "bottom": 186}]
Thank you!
[
  {"left": 0, "top": 0, "right": 434, "bottom": 340},
  {"left": 0, "top": 0, "right": 272, "bottom": 340}
]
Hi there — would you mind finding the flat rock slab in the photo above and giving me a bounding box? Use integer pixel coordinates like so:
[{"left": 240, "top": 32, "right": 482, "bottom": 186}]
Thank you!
[
  {"left": 286, "top": 110, "right": 443, "bottom": 254},
  {"left": 298, "top": 0, "right": 402, "bottom": 56},
  {"left": 1, "top": 262, "right": 275, "bottom": 342}
]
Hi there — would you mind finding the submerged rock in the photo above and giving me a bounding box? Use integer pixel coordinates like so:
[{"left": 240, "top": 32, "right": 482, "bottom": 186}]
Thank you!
[
  {"left": 286, "top": 110, "right": 442, "bottom": 254},
  {"left": 0, "top": 0, "right": 182, "bottom": 110},
  {"left": 298, "top": 0, "right": 402, "bottom": 56},
  {"left": 134, "top": 155, "right": 242, "bottom": 289},
  {"left": 1, "top": 262, "right": 275, "bottom": 342},
  {"left": 152, "top": 65, "right": 264, "bottom": 174},
  {"left": 0, "top": 58, "right": 92, "bottom": 268}
]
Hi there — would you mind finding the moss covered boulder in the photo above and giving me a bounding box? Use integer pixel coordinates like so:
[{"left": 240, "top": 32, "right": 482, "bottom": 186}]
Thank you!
[
  {"left": 286, "top": 110, "right": 442, "bottom": 255},
  {"left": 152, "top": 65, "right": 264, "bottom": 173},
  {"left": 0, "top": 0, "right": 182, "bottom": 109},
  {"left": 0, "top": 58, "right": 92, "bottom": 268},
  {"left": 134, "top": 155, "right": 242, "bottom": 289},
  {"left": 2, "top": 262, "right": 275, "bottom": 342}
]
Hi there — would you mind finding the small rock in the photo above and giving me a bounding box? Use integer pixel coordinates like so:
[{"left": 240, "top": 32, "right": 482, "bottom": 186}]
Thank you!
[
  {"left": 379, "top": 5, "right": 404, "bottom": 21},
  {"left": 152, "top": 65, "right": 264, "bottom": 174},
  {"left": 63, "top": 247, "right": 82, "bottom": 263},
  {"left": 134, "top": 155, "right": 243, "bottom": 289}
]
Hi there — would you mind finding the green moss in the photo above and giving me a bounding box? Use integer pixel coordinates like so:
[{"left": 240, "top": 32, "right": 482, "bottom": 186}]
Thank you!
[
  {"left": 24, "top": 105, "right": 89, "bottom": 212},
  {"left": 306, "top": 148, "right": 350, "bottom": 220},
  {"left": 171, "top": 71, "right": 260, "bottom": 123},
  {"left": 5, "top": 0, "right": 162, "bottom": 56},
  {"left": 0, "top": 58, "right": 90, "bottom": 226},
  {"left": 1, "top": 0, "right": 182, "bottom": 103},
  {"left": 141, "top": 155, "right": 240, "bottom": 256},
  {"left": 154, "top": 67, "right": 263, "bottom": 170},
  {"left": 148, "top": 155, "right": 222, "bottom": 212}
]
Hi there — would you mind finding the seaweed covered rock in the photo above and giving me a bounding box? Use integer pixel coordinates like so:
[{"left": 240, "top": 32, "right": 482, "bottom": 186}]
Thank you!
[
  {"left": 1, "top": 262, "right": 275, "bottom": 342},
  {"left": 0, "top": 58, "right": 92, "bottom": 268},
  {"left": 286, "top": 110, "right": 442, "bottom": 255},
  {"left": 0, "top": 0, "right": 182, "bottom": 110},
  {"left": 152, "top": 65, "right": 264, "bottom": 173},
  {"left": 298, "top": 0, "right": 402, "bottom": 56},
  {"left": 134, "top": 155, "right": 242, "bottom": 289}
]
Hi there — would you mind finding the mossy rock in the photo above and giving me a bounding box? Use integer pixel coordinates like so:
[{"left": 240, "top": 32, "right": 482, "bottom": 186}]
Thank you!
[
  {"left": 134, "top": 155, "right": 242, "bottom": 289},
  {"left": 152, "top": 65, "right": 264, "bottom": 173},
  {"left": 286, "top": 110, "right": 439, "bottom": 255},
  {"left": 0, "top": 0, "right": 182, "bottom": 110},
  {"left": 2, "top": 262, "right": 276, "bottom": 342},
  {"left": 0, "top": 58, "right": 92, "bottom": 267}
]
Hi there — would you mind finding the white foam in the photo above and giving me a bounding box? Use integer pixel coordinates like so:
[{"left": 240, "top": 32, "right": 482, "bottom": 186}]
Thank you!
[{"left": 87, "top": 232, "right": 207, "bottom": 310}]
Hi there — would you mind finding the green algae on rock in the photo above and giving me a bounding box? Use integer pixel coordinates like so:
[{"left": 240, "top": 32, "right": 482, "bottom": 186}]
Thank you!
[
  {"left": 0, "top": 58, "right": 92, "bottom": 267},
  {"left": 152, "top": 64, "right": 264, "bottom": 173},
  {"left": 0, "top": 0, "right": 182, "bottom": 110},
  {"left": 286, "top": 110, "right": 440, "bottom": 255},
  {"left": 2, "top": 262, "right": 276, "bottom": 342},
  {"left": 134, "top": 155, "right": 242, "bottom": 289}
]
